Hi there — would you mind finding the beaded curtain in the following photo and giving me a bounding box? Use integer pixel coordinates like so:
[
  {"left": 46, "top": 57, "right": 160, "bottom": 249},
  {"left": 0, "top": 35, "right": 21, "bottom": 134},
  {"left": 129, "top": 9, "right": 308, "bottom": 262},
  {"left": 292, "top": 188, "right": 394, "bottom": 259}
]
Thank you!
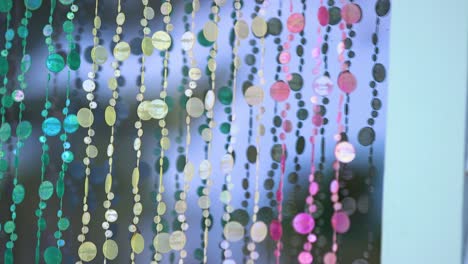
[{"left": 0, "top": 0, "right": 390, "bottom": 263}]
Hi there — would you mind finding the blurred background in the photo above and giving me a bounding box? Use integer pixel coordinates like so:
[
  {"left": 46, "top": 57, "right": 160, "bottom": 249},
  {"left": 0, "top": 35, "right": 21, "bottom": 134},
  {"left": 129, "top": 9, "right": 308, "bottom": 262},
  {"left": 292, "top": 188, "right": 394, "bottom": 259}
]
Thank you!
[{"left": 0, "top": 0, "right": 390, "bottom": 263}]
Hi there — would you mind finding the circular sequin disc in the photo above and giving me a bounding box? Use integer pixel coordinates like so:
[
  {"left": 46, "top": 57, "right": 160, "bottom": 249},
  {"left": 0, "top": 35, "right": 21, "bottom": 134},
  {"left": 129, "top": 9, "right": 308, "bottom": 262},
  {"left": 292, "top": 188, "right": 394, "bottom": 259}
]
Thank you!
[
  {"left": 373, "top": 63, "right": 386, "bottom": 83},
  {"left": 293, "top": 213, "right": 315, "bottom": 235},
  {"left": 324, "top": 252, "right": 337, "bottom": 264},
  {"left": 25, "top": 0, "right": 42, "bottom": 10},
  {"left": 235, "top": 20, "right": 249, "bottom": 40},
  {"left": 39, "top": 181, "right": 54, "bottom": 200},
  {"left": 298, "top": 251, "right": 313, "bottom": 264},
  {"left": 186, "top": 97, "right": 204, "bottom": 118},
  {"left": 341, "top": 3, "right": 362, "bottom": 24},
  {"left": 46, "top": 53, "right": 65, "bottom": 73},
  {"left": 203, "top": 21, "right": 218, "bottom": 42},
  {"left": 358, "top": 127, "right": 375, "bottom": 146},
  {"left": 376, "top": 0, "right": 391, "bottom": 17},
  {"left": 313, "top": 75, "right": 333, "bottom": 96},
  {"left": 147, "top": 99, "right": 168, "bottom": 120},
  {"left": 141, "top": 37, "right": 154, "bottom": 56},
  {"left": 224, "top": 221, "right": 244, "bottom": 242},
  {"left": 287, "top": 13, "right": 305, "bottom": 33},
  {"left": 16, "top": 121, "right": 32, "bottom": 139},
  {"left": 181, "top": 31, "right": 195, "bottom": 51},
  {"left": 269, "top": 220, "right": 282, "bottom": 241},
  {"left": 331, "top": 211, "right": 350, "bottom": 234},
  {"left": 270, "top": 81, "right": 290, "bottom": 102},
  {"left": 250, "top": 221, "right": 268, "bottom": 243},
  {"left": 221, "top": 154, "right": 234, "bottom": 174},
  {"left": 42, "top": 117, "right": 62, "bottom": 136},
  {"left": 0, "top": 0, "right": 12, "bottom": 13},
  {"left": 105, "top": 209, "right": 118, "bottom": 222},
  {"left": 334, "top": 141, "right": 356, "bottom": 163},
  {"left": 131, "top": 233, "right": 145, "bottom": 254},
  {"left": 91, "top": 45, "right": 108, "bottom": 65},
  {"left": 169, "top": 231, "right": 186, "bottom": 251},
  {"left": 318, "top": 6, "right": 329, "bottom": 26},
  {"left": 152, "top": 31, "right": 172, "bottom": 51},
  {"left": 337, "top": 71, "right": 357, "bottom": 93},
  {"left": 113, "top": 41, "right": 131, "bottom": 61},
  {"left": 78, "top": 242, "right": 97, "bottom": 262},
  {"left": 102, "top": 239, "right": 118, "bottom": 260},
  {"left": 44, "top": 246, "right": 62, "bottom": 264},
  {"left": 77, "top": 108, "right": 94, "bottom": 128},
  {"left": 64, "top": 114, "right": 79, "bottom": 133},
  {"left": 137, "top": 101, "right": 152, "bottom": 121},
  {"left": 153, "top": 232, "right": 171, "bottom": 253},
  {"left": 244, "top": 86, "right": 264, "bottom": 106},
  {"left": 252, "top": 16, "right": 267, "bottom": 38}
]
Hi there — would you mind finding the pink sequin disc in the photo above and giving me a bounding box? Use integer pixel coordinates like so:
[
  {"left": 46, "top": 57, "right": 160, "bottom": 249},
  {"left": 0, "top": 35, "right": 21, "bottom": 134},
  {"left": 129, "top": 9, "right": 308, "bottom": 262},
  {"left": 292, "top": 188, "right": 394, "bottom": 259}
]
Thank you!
[
  {"left": 313, "top": 75, "right": 333, "bottom": 96},
  {"left": 334, "top": 141, "right": 356, "bottom": 163},
  {"left": 341, "top": 3, "right": 362, "bottom": 24},
  {"left": 318, "top": 6, "right": 329, "bottom": 26},
  {"left": 283, "top": 120, "right": 293, "bottom": 133},
  {"left": 298, "top": 251, "right": 313, "bottom": 264},
  {"left": 287, "top": 13, "right": 306, "bottom": 33},
  {"left": 270, "top": 81, "right": 291, "bottom": 102},
  {"left": 323, "top": 252, "right": 337, "bottom": 264},
  {"left": 269, "top": 220, "right": 283, "bottom": 241},
  {"left": 293, "top": 213, "right": 315, "bottom": 235},
  {"left": 337, "top": 71, "right": 357, "bottom": 93},
  {"left": 331, "top": 211, "right": 351, "bottom": 234}
]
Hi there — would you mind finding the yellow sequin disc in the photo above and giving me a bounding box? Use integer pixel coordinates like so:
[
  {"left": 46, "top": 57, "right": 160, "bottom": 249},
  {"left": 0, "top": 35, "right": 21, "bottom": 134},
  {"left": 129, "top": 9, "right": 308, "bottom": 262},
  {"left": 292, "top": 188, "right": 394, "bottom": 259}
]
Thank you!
[
  {"left": 186, "top": 97, "right": 204, "bottom": 118},
  {"left": 169, "top": 231, "right": 187, "bottom": 251},
  {"left": 147, "top": 99, "right": 168, "bottom": 120},
  {"left": 252, "top": 16, "right": 268, "bottom": 38},
  {"left": 224, "top": 221, "right": 244, "bottom": 242},
  {"left": 102, "top": 239, "right": 118, "bottom": 260},
  {"left": 131, "top": 233, "right": 145, "bottom": 254},
  {"left": 153, "top": 233, "right": 171, "bottom": 253},
  {"left": 77, "top": 108, "right": 94, "bottom": 128},
  {"left": 113, "top": 41, "right": 131, "bottom": 61},
  {"left": 78, "top": 242, "right": 97, "bottom": 262},
  {"left": 152, "top": 31, "right": 172, "bottom": 51},
  {"left": 203, "top": 21, "right": 218, "bottom": 42},
  {"left": 244, "top": 85, "right": 264, "bottom": 106}
]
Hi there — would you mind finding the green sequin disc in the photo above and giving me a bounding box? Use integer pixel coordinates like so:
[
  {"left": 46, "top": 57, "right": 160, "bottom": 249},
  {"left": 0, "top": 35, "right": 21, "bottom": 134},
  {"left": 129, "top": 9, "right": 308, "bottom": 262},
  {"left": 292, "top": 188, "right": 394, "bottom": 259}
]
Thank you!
[
  {"left": 2, "top": 94, "right": 13, "bottom": 108},
  {"left": 197, "top": 30, "right": 213, "bottom": 47},
  {"left": 42, "top": 117, "right": 62, "bottom": 136},
  {"left": 62, "top": 21, "right": 74, "bottom": 33},
  {"left": 46, "top": 53, "right": 65, "bottom": 73},
  {"left": 4, "top": 248, "right": 13, "bottom": 264},
  {"left": 24, "top": 0, "right": 42, "bottom": 10},
  {"left": 12, "top": 184, "right": 25, "bottom": 204},
  {"left": 0, "top": 159, "right": 8, "bottom": 172},
  {"left": 16, "top": 121, "right": 32, "bottom": 139},
  {"left": 57, "top": 218, "right": 70, "bottom": 231},
  {"left": 3, "top": 221, "right": 15, "bottom": 233},
  {"left": 220, "top": 122, "right": 230, "bottom": 134},
  {"left": 0, "top": 0, "right": 13, "bottom": 13},
  {"left": 0, "top": 56, "right": 8, "bottom": 75},
  {"left": 63, "top": 114, "right": 79, "bottom": 133},
  {"left": 21, "top": 54, "right": 31, "bottom": 73},
  {"left": 59, "top": 0, "right": 74, "bottom": 5},
  {"left": 218, "top": 86, "right": 233, "bottom": 105},
  {"left": 0, "top": 123, "right": 11, "bottom": 142},
  {"left": 39, "top": 181, "right": 54, "bottom": 200},
  {"left": 67, "top": 50, "right": 80, "bottom": 71},
  {"left": 61, "top": 151, "right": 73, "bottom": 163},
  {"left": 56, "top": 178, "right": 64, "bottom": 198},
  {"left": 44, "top": 247, "right": 62, "bottom": 264}
]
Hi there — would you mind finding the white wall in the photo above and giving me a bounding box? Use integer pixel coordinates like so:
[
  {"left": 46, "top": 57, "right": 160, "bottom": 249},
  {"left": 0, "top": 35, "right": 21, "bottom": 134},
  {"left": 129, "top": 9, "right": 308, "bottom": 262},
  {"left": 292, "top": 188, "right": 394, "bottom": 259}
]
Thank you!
[{"left": 382, "top": 0, "right": 468, "bottom": 263}]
